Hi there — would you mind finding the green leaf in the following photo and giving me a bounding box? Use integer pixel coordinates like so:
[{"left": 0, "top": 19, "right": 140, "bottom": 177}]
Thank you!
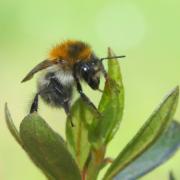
[
  {"left": 89, "top": 48, "right": 124, "bottom": 147},
  {"left": 4, "top": 103, "right": 23, "bottom": 146},
  {"left": 103, "top": 86, "right": 179, "bottom": 180},
  {"left": 20, "top": 113, "right": 81, "bottom": 180},
  {"left": 66, "top": 98, "right": 94, "bottom": 171},
  {"left": 114, "top": 121, "right": 180, "bottom": 180}
]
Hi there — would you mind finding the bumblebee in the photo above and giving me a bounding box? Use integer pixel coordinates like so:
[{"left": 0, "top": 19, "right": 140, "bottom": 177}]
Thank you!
[{"left": 22, "top": 40, "right": 125, "bottom": 126}]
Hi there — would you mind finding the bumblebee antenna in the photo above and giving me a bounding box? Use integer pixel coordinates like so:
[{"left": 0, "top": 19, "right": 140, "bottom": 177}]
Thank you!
[{"left": 100, "top": 55, "right": 126, "bottom": 62}]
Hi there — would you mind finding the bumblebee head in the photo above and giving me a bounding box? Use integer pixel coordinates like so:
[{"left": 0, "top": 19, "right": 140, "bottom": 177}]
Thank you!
[
  {"left": 78, "top": 58, "right": 102, "bottom": 89},
  {"left": 76, "top": 54, "right": 126, "bottom": 90}
]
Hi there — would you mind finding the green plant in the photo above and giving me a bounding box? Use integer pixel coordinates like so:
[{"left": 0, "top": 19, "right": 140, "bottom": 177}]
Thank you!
[{"left": 5, "top": 49, "right": 180, "bottom": 180}]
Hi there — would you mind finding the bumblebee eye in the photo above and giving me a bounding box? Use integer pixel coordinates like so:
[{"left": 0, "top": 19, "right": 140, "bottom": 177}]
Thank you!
[
  {"left": 80, "top": 64, "right": 90, "bottom": 80},
  {"left": 80, "top": 64, "right": 90, "bottom": 73},
  {"left": 83, "top": 66, "right": 88, "bottom": 72}
]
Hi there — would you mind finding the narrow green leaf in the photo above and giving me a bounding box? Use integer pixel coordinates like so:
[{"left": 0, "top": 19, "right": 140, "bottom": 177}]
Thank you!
[
  {"left": 66, "top": 98, "right": 94, "bottom": 171},
  {"left": 4, "top": 103, "right": 22, "bottom": 146},
  {"left": 114, "top": 121, "right": 180, "bottom": 180},
  {"left": 103, "top": 86, "right": 179, "bottom": 180},
  {"left": 20, "top": 113, "right": 81, "bottom": 180},
  {"left": 90, "top": 48, "right": 124, "bottom": 147}
]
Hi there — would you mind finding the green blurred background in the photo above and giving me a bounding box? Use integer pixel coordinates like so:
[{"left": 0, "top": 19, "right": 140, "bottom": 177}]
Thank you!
[{"left": 0, "top": 0, "right": 179, "bottom": 179}]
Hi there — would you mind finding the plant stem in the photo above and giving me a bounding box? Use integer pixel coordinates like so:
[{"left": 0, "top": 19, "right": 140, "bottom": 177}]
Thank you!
[{"left": 86, "top": 146, "right": 106, "bottom": 180}]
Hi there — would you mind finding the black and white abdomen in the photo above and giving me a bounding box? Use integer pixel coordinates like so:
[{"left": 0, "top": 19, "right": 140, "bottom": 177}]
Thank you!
[{"left": 37, "top": 66, "right": 75, "bottom": 112}]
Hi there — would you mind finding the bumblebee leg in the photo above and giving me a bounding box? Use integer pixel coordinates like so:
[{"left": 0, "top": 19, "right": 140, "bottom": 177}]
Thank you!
[
  {"left": 30, "top": 93, "right": 39, "bottom": 113},
  {"left": 101, "top": 63, "right": 109, "bottom": 80},
  {"left": 101, "top": 63, "right": 112, "bottom": 90},
  {"left": 74, "top": 77, "right": 100, "bottom": 115},
  {"left": 50, "top": 78, "right": 74, "bottom": 127},
  {"left": 63, "top": 101, "right": 74, "bottom": 127}
]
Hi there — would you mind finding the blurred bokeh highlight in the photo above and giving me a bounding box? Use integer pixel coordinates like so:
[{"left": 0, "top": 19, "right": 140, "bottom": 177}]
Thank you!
[{"left": 0, "top": 0, "right": 179, "bottom": 179}]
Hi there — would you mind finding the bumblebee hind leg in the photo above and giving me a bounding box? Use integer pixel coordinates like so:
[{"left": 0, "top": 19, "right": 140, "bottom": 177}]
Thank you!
[
  {"left": 29, "top": 92, "right": 74, "bottom": 126},
  {"left": 30, "top": 93, "right": 39, "bottom": 113}
]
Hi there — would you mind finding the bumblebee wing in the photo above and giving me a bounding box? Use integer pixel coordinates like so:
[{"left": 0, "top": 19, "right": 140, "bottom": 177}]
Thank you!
[{"left": 21, "top": 59, "right": 54, "bottom": 83}]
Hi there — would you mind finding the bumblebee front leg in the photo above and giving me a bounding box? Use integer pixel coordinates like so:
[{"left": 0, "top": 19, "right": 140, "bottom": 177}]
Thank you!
[
  {"left": 74, "top": 77, "right": 100, "bottom": 116},
  {"left": 101, "top": 63, "right": 109, "bottom": 80},
  {"left": 100, "top": 63, "right": 112, "bottom": 89},
  {"left": 30, "top": 93, "right": 39, "bottom": 113}
]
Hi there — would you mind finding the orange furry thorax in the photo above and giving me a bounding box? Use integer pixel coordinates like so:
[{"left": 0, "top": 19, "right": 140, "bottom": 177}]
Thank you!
[{"left": 49, "top": 40, "right": 92, "bottom": 64}]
